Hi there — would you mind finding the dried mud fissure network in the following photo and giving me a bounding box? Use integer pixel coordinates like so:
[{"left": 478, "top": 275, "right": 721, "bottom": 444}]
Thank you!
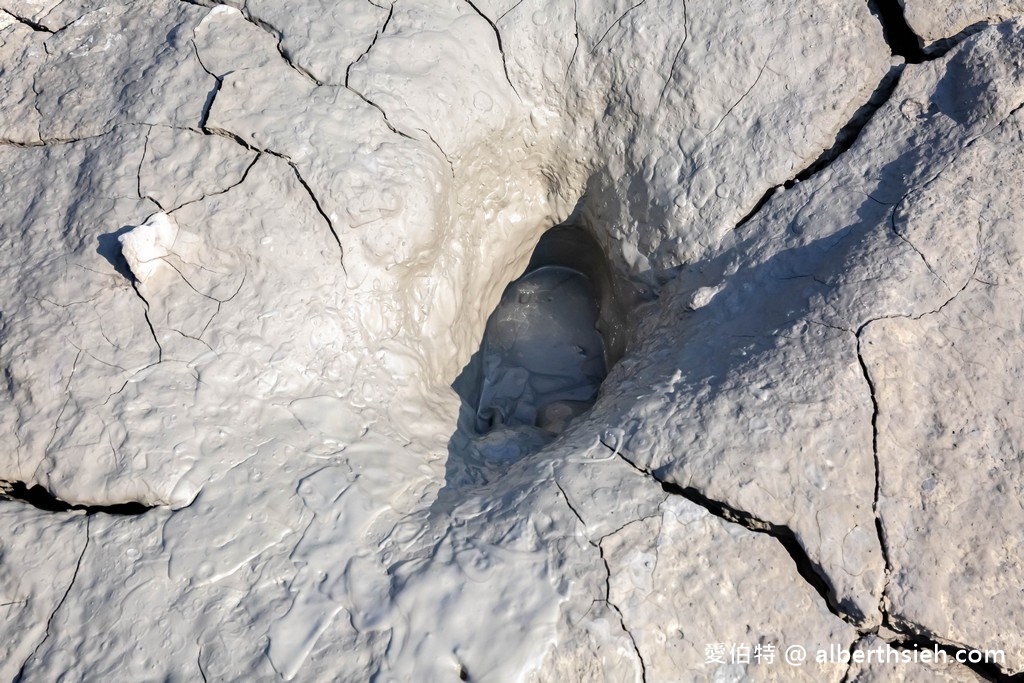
[
  {"left": 3, "top": 0, "right": 1023, "bottom": 679},
  {"left": 569, "top": 8, "right": 1024, "bottom": 678}
]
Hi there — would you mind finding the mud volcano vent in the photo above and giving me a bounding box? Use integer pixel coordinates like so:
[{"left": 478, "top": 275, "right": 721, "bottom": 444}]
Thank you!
[{"left": 451, "top": 224, "right": 628, "bottom": 465}]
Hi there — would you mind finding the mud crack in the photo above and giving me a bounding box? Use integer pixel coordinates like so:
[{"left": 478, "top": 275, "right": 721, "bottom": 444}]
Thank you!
[
  {"left": 868, "top": 0, "right": 926, "bottom": 63},
  {"left": 735, "top": 64, "right": 903, "bottom": 229},
  {"left": 463, "top": 0, "right": 521, "bottom": 100},
  {"left": 287, "top": 161, "right": 345, "bottom": 269},
  {"left": 345, "top": 2, "right": 394, "bottom": 87},
  {"left": 12, "top": 517, "right": 90, "bottom": 683},
  {"left": 598, "top": 436, "right": 863, "bottom": 625},
  {"left": 854, "top": 327, "right": 891, "bottom": 624},
  {"left": 2, "top": 10, "right": 53, "bottom": 33},
  {"left": 591, "top": 0, "right": 648, "bottom": 53},
  {"left": 598, "top": 539, "right": 649, "bottom": 682}
]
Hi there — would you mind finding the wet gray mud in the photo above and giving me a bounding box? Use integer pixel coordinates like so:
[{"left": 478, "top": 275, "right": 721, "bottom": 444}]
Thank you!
[
  {"left": 474, "top": 264, "right": 607, "bottom": 434},
  {"left": 446, "top": 225, "right": 624, "bottom": 488}
]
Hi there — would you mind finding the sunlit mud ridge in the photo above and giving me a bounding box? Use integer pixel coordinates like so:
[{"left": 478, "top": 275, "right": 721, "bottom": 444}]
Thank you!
[{"left": 2, "top": 1, "right": 1024, "bottom": 681}]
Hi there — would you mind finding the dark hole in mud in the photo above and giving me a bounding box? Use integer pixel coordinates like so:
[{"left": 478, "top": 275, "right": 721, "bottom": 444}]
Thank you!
[
  {"left": 475, "top": 263, "right": 606, "bottom": 432},
  {"left": 448, "top": 225, "right": 625, "bottom": 475},
  {"left": 0, "top": 481, "right": 154, "bottom": 516},
  {"left": 867, "top": 0, "right": 926, "bottom": 63}
]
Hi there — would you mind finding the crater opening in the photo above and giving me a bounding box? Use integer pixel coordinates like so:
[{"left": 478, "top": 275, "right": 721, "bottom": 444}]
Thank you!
[
  {"left": 476, "top": 264, "right": 606, "bottom": 432},
  {"left": 448, "top": 223, "right": 626, "bottom": 477}
]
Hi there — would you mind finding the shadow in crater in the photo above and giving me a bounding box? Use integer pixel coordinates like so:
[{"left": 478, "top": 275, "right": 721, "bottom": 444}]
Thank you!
[
  {"left": 587, "top": 132, "right": 954, "bottom": 473},
  {"left": 435, "top": 223, "right": 629, "bottom": 513},
  {"left": 432, "top": 131, "right": 939, "bottom": 518}
]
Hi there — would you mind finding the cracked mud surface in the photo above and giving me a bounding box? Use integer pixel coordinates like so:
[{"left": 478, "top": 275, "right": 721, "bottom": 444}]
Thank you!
[{"left": 2, "top": 0, "right": 1024, "bottom": 681}]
